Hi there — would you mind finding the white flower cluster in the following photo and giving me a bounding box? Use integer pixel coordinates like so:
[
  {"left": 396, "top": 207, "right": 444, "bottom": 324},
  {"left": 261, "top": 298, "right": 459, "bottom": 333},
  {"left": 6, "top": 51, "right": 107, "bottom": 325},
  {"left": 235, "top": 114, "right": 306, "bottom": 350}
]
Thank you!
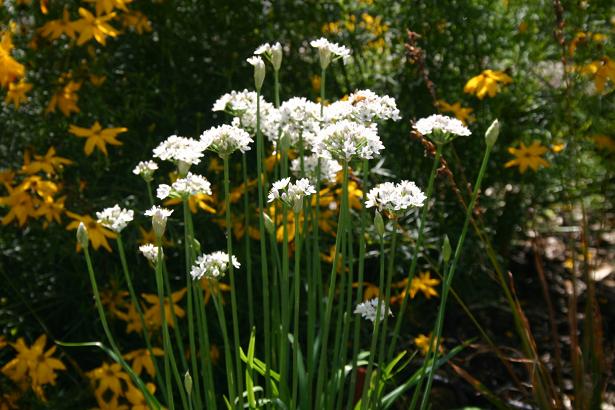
[
  {"left": 139, "top": 243, "right": 160, "bottom": 264},
  {"left": 96, "top": 205, "right": 134, "bottom": 233},
  {"left": 254, "top": 42, "right": 283, "bottom": 71},
  {"left": 354, "top": 298, "right": 392, "bottom": 323},
  {"left": 314, "top": 120, "right": 384, "bottom": 162},
  {"left": 200, "top": 124, "right": 253, "bottom": 157},
  {"left": 310, "top": 37, "right": 351, "bottom": 68},
  {"left": 366, "top": 181, "right": 426, "bottom": 214},
  {"left": 157, "top": 172, "right": 212, "bottom": 200},
  {"left": 346, "top": 89, "right": 401, "bottom": 123},
  {"left": 291, "top": 154, "right": 341, "bottom": 185},
  {"left": 132, "top": 160, "right": 158, "bottom": 181},
  {"left": 267, "top": 177, "right": 316, "bottom": 212},
  {"left": 190, "top": 251, "right": 240, "bottom": 280},
  {"left": 152, "top": 135, "right": 205, "bottom": 173},
  {"left": 212, "top": 90, "right": 278, "bottom": 140},
  {"left": 278, "top": 97, "right": 322, "bottom": 149},
  {"left": 414, "top": 114, "right": 471, "bottom": 138}
]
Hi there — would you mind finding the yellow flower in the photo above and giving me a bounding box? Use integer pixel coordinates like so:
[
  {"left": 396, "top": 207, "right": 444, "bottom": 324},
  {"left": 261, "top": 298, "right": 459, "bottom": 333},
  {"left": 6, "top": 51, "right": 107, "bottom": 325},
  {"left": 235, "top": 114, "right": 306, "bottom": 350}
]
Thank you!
[
  {"left": 46, "top": 80, "right": 81, "bottom": 116},
  {"left": 311, "top": 75, "right": 321, "bottom": 94},
  {"left": 100, "top": 286, "right": 129, "bottom": 318},
  {"left": 34, "top": 195, "right": 66, "bottom": 227},
  {"left": 88, "top": 362, "right": 130, "bottom": 397},
  {"left": 4, "top": 80, "right": 32, "bottom": 109},
  {"left": 21, "top": 147, "right": 72, "bottom": 175},
  {"left": 551, "top": 143, "right": 565, "bottom": 153},
  {"left": 69, "top": 121, "right": 127, "bottom": 156},
  {"left": 123, "top": 348, "right": 164, "bottom": 377},
  {"left": 94, "top": 394, "right": 128, "bottom": 410},
  {"left": 38, "top": 8, "right": 76, "bottom": 40},
  {"left": 89, "top": 74, "right": 107, "bottom": 86},
  {"left": 164, "top": 193, "right": 216, "bottom": 214},
  {"left": 322, "top": 21, "right": 340, "bottom": 34},
  {"left": 72, "top": 7, "right": 119, "bottom": 46},
  {"left": 590, "top": 134, "right": 615, "bottom": 152},
  {"left": 0, "top": 184, "right": 36, "bottom": 226},
  {"left": 581, "top": 57, "right": 615, "bottom": 93},
  {"left": 115, "top": 303, "right": 144, "bottom": 334},
  {"left": 414, "top": 333, "right": 432, "bottom": 355},
  {"left": 142, "top": 288, "right": 186, "bottom": 329},
  {"left": 122, "top": 10, "right": 152, "bottom": 34},
  {"left": 0, "top": 169, "right": 16, "bottom": 187},
  {"left": 200, "top": 278, "right": 231, "bottom": 304},
  {"left": 86, "top": 0, "right": 132, "bottom": 15},
  {"left": 138, "top": 226, "right": 173, "bottom": 247},
  {"left": 505, "top": 140, "right": 550, "bottom": 173},
  {"left": 1, "top": 335, "right": 66, "bottom": 400},
  {"left": 0, "top": 32, "right": 25, "bottom": 87},
  {"left": 66, "top": 211, "right": 117, "bottom": 251},
  {"left": 463, "top": 69, "right": 512, "bottom": 99},
  {"left": 409, "top": 271, "right": 440, "bottom": 299},
  {"left": 125, "top": 382, "right": 155, "bottom": 410},
  {"left": 436, "top": 100, "right": 475, "bottom": 124}
]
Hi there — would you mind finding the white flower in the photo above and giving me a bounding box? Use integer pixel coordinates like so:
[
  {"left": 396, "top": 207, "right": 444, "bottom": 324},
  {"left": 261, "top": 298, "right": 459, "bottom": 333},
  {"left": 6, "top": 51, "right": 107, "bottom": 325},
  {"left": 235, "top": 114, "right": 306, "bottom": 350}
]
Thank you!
[
  {"left": 291, "top": 154, "right": 341, "bottom": 185},
  {"left": 354, "top": 298, "right": 392, "bottom": 323},
  {"left": 347, "top": 89, "right": 401, "bottom": 123},
  {"left": 156, "top": 172, "right": 212, "bottom": 200},
  {"left": 315, "top": 120, "right": 384, "bottom": 161},
  {"left": 211, "top": 90, "right": 278, "bottom": 141},
  {"left": 132, "top": 161, "right": 158, "bottom": 181},
  {"left": 247, "top": 56, "right": 266, "bottom": 90},
  {"left": 254, "top": 42, "right": 283, "bottom": 71},
  {"left": 200, "top": 124, "right": 253, "bottom": 157},
  {"left": 190, "top": 251, "right": 240, "bottom": 280},
  {"left": 152, "top": 135, "right": 206, "bottom": 173},
  {"left": 414, "top": 114, "right": 471, "bottom": 141},
  {"left": 310, "top": 37, "right": 351, "bottom": 69},
  {"left": 365, "top": 180, "right": 426, "bottom": 214},
  {"left": 139, "top": 243, "right": 160, "bottom": 264},
  {"left": 145, "top": 206, "right": 173, "bottom": 237},
  {"left": 268, "top": 177, "right": 316, "bottom": 212},
  {"left": 96, "top": 205, "right": 134, "bottom": 233},
  {"left": 278, "top": 97, "right": 322, "bottom": 149}
]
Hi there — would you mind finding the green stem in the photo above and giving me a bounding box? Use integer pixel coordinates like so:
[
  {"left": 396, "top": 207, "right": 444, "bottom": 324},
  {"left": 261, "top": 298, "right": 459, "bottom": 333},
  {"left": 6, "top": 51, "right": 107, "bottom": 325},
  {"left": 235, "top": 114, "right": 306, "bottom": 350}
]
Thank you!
[
  {"left": 279, "top": 202, "right": 290, "bottom": 402},
  {"left": 291, "top": 209, "right": 302, "bottom": 407},
  {"left": 418, "top": 143, "right": 493, "bottom": 410},
  {"left": 212, "top": 288, "right": 237, "bottom": 404},
  {"left": 387, "top": 145, "right": 442, "bottom": 360},
  {"left": 224, "top": 156, "right": 244, "bottom": 408},
  {"left": 115, "top": 235, "right": 167, "bottom": 402},
  {"left": 242, "top": 154, "right": 255, "bottom": 330},
  {"left": 315, "top": 160, "right": 348, "bottom": 407},
  {"left": 360, "top": 234, "right": 386, "bottom": 410},
  {"left": 146, "top": 180, "right": 155, "bottom": 207}
]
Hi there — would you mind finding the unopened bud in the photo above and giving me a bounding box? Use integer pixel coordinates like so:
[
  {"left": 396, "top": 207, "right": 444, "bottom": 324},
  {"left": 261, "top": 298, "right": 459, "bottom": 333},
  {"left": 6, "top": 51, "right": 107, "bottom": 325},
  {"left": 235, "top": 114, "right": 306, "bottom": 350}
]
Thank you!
[
  {"left": 442, "top": 235, "right": 451, "bottom": 263},
  {"left": 247, "top": 56, "right": 266, "bottom": 91},
  {"left": 77, "top": 222, "right": 89, "bottom": 248},
  {"left": 271, "top": 42, "right": 283, "bottom": 71},
  {"left": 263, "top": 212, "right": 275, "bottom": 235},
  {"left": 184, "top": 371, "right": 193, "bottom": 396},
  {"left": 485, "top": 119, "right": 500, "bottom": 148},
  {"left": 374, "top": 211, "right": 385, "bottom": 238}
]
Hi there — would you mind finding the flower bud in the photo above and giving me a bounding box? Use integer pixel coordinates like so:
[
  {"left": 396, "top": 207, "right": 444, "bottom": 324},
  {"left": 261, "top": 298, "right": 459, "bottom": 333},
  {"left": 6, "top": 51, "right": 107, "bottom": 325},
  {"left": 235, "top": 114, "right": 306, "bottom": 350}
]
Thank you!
[
  {"left": 485, "top": 119, "right": 500, "bottom": 148},
  {"left": 374, "top": 211, "right": 385, "bottom": 238},
  {"left": 145, "top": 206, "right": 173, "bottom": 239},
  {"left": 318, "top": 48, "right": 332, "bottom": 70},
  {"left": 192, "top": 238, "right": 201, "bottom": 255},
  {"left": 263, "top": 212, "right": 275, "bottom": 235},
  {"left": 442, "top": 235, "right": 451, "bottom": 263},
  {"left": 247, "top": 56, "right": 266, "bottom": 91},
  {"left": 184, "top": 371, "right": 193, "bottom": 396},
  {"left": 77, "top": 222, "right": 89, "bottom": 248},
  {"left": 271, "top": 42, "right": 283, "bottom": 71}
]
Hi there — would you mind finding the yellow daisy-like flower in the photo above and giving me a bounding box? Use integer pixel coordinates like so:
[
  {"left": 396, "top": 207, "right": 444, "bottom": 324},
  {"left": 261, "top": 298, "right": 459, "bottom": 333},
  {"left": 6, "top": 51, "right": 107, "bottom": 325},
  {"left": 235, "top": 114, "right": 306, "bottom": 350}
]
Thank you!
[
  {"left": 122, "top": 10, "right": 152, "bottom": 35},
  {"left": 414, "top": 333, "right": 432, "bottom": 356},
  {"left": 142, "top": 288, "right": 186, "bottom": 329},
  {"left": 505, "top": 140, "right": 550, "bottom": 173},
  {"left": 436, "top": 100, "right": 475, "bottom": 124},
  {"left": 66, "top": 211, "right": 117, "bottom": 251},
  {"left": 46, "top": 80, "right": 81, "bottom": 117},
  {"left": 21, "top": 147, "right": 73, "bottom": 176},
  {"left": 69, "top": 121, "right": 127, "bottom": 156},
  {"left": 4, "top": 80, "right": 32, "bottom": 109},
  {"left": 125, "top": 382, "right": 155, "bottom": 410},
  {"left": 409, "top": 271, "right": 440, "bottom": 299},
  {"left": 464, "top": 69, "right": 512, "bottom": 99},
  {"left": 0, "top": 32, "right": 25, "bottom": 87},
  {"left": 38, "top": 8, "right": 76, "bottom": 40},
  {"left": 88, "top": 362, "right": 130, "bottom": 397},
  {"left": 581, "top": 57, "right": 615, "bottom": 93},
  {"left": 123, "top": 348, "right": 164, "bottom": 377},
  {"left": 72, "top": 7, "right": 119, "bottom": 46}
]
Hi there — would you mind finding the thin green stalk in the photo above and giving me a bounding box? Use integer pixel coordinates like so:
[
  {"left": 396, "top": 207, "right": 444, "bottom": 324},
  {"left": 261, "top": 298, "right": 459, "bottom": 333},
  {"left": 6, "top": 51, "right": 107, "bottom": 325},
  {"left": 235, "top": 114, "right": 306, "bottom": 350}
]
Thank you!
[
  {"left": 320, "top": 67, "right": 326, "bottom": 116},
  {"left": 279, "top": 202, "right": 291, "bottom": 402},
  {"left": 360, "top": 235, "right": 386, "bottom": 410},
  {"left": 242, "top": 153, "right": 254, "bottom": 329},
  {"left": 346, "top": 160, "right": 369, "bottom": 410},
  {"left": 315, "top": 160, "right": 348, "bottom": 407},
  {"left": 154, "top": 243, "right": 174, "bottom": 410},
  {"left": 255, "top": 88, "right": 273, "bottom": 396},
  {"left": 146, "top": 180, "right": 155, "bottom": 207},
  {"left": 291, "top": 209, "right": 303, "bottom": 408},
  {"left": 418, "top": 142, "right": 493, "bottom": 410},
  {"left": 82, "top": 246, "right": 159, "bottom": 409},
  {"left": 162, "top": 262, "right": 188, "bottom": 372},
  {"left": 212, "top": 289, "right": 237, "bottom": 405},
  {"left": 183, "top": 200, "right": 203, "bottom": 410},
  {"left": 387, "top": 145, "right": 442, "bottom": 360},
  {"left": 193, "top": 280, "right": 216, "bottom": 409},
  {"left": 223, "top": 156, "right": 245, "bottom": 409},
  {"left": 115, "top": 235, "right": 167, "bottom": 402}
]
